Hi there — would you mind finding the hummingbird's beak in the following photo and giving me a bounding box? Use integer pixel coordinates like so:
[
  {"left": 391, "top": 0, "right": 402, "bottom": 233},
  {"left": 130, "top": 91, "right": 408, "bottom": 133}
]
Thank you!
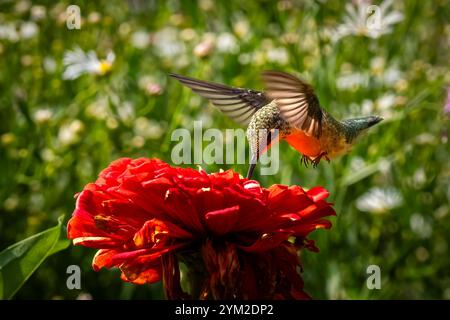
[{"left": 367, "top": 116, "right": 384, "bottom": 127}]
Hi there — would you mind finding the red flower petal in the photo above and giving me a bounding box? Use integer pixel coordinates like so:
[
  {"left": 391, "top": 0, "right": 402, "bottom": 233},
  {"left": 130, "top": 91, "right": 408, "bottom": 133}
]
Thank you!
[
  {"left": 120, "top": 266, "right": 161, "bottom": 285},
  {"left": 306, "top": 186, "right": 330, "bottom": 202},
  {"left": 205, "top": 205, "right": 240, "bottom": 235},
  {"left": 238, "top": 232, "right": 291, "bottom": 253}
]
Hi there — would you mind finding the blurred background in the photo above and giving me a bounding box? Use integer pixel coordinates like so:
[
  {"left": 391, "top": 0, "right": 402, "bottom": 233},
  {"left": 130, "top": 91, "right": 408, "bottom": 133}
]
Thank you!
[{"left": 0, "top": 0, "right": 449, "bottom": 299}]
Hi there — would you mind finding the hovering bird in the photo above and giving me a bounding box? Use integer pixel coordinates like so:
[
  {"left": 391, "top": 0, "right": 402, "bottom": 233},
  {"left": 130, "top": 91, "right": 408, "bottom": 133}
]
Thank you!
[{"left": 170, "top": 71, "right": 383, "bottom": 179}]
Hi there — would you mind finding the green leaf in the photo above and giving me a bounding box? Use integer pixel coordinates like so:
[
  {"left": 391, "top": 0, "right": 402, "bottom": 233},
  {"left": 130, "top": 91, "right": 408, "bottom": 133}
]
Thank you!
[{"left": 0, "top": 216, "right": 70, "bottom": 299}]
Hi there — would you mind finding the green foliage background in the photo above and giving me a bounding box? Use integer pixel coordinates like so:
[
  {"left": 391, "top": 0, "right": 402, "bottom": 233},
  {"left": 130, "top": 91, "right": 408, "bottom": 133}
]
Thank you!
[{"left": 0, "top": 0, "right": 449, "bottom": 299}]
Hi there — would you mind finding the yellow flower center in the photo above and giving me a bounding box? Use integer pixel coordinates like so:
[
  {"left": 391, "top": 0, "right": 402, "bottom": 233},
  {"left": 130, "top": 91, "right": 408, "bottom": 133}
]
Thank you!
[
  {"left": 98, "top": 60, "right": 112, "bottom": 75},
  {"left": 356, "top": 26, "right": 369, "bottom": 36}
]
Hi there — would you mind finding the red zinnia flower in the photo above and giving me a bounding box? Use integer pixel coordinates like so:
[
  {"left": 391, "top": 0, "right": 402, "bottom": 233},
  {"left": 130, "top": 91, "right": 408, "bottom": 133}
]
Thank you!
[{"left": 68, "top": 158, "right": 335, "bottom": 299}]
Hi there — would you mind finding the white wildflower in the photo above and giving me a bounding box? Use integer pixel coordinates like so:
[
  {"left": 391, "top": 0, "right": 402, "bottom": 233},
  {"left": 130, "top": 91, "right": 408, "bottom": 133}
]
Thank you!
[
  {"left": 267, "top": 47, "right": 289, "bottom": 65},
  {"left": 134, "top": 117, "right": 164, "bottom": 140},
  {"left": 31, "top": 5, "right": 46, "bottom": 21},
  {"left": 375, "top": 93, "right": 396, "bottom": 118},
  {"left": 43, "top": 56, "right": 57, "bottom": 73},
  {"left": 350, "top": 156, "right": 366, "bottom": 171},
  {"left": 360, "top": 99, "right": 374, "bottom": 116},
  {"left": 87, "top": 12, "right": 102, "bottom": 24},
  {"left": 118, "top": 23, "right": 131, "bottom": 37},
  {"left": 131, "top": 30, "right": 150, "bottom": 49},
  {"left": 15, "top": 0, "right": 31, "bottom": 14},
  {"left": 152, "top": 27, "right": 185, "bottom": 58},
  {"left": 0, "top": 23, "right": 19, "bottom": 42},
  {"left": 370, "top": 56, "right": 386, "bottom": 75},
  {"left": 378, "top": 159, "right": 391, "bottom": 176},
  {"left": 34, "top": 108, "right": 53, "bottom": 124},
  {"left": 233, "top": 19, "right": 249, "bottom": 39},
  {"left": 238, "top": 53, "right": 251, "bottom": 65},
  {"left": 117, "top": 101, "right": 135, "bottom": 123},
  {"left": 216, "top": 33, "right": 239, "bottom": 54},
  {"left": 131, "top": 135, "right": 145, "bottom": 148},
  {"left": 4, "top": 195, "right": 20, "bottom": 211},
  {"left": 194, "top": 35, "right": 215, "bottom": 58},
  {"left": 414, "top": 133, "right": 436, "bottom": 145},
  {"left": 41, "top": 148, "right": 56, "bottom": 162},
  {"left": 138, "top": 76, "right": 164, "bottom": 96},
  {"left": 20, "top": 21, "right": 39, "bottom": 39},
  {"left": 85, "top": 98, "right": 110, "bottom": 120},
  {"left": 410, "top": 213, "right": 432, "bottom": 239},
  {"left": 336, "top": 72, "right": 368, "bottom": 90},
  {"left": 377, "top": 93, "right": 396, "bottom": 109},
  {"left": 383, "top": 66, "right": 403, "bottom": 85},
  {"left": 197, "top": 113, "right": 213, "bottom": 128},
  {"left": 62, "top": 47, "right": 115, "bottom": 80},
  {"left": 332, "top": 0, "right": 403, "bottom": 41},
  {"left": 180, "top": 28, "right": 197, "bottom": 42},
  {"left": 252, "top": 51, "right": 267, "bottom": 66},
  {"left": 106, "top": 117, "right": 118, "bottom": 130},
  {"left": 356, "top": 187, "right": 403, "bottom": 213},
  {"left": 76, "top": 293, "right": 93, "bottom": 300},
  {"left": 58, "top": 120, "right": 84, "bottom": 146},
  {"left": 412, "top": 168, "right": 427, "bottom": 189}
]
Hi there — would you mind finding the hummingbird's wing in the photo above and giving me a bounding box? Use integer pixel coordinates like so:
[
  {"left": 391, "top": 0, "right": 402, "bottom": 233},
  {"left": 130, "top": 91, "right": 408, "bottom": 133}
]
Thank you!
[
  {"left": 170, "top": 73, "right": 269, "bottom": 125},
  {"left": 262, "top": 71, "right": 323, "bottom": 138}
]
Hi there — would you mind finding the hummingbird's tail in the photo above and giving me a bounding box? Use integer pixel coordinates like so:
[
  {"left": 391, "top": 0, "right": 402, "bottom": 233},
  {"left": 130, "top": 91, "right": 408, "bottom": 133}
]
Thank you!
[
  {"left": 245, "top": 127, "right": 280, "bottom": 179},
  {"left": 246, "top": 162, "right": 257, "bottom": 179}
]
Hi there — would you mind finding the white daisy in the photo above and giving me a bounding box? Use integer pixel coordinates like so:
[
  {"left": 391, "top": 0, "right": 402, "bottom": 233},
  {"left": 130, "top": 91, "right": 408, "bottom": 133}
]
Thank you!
[
  {"left": 152, "top": 27, "right": 185, "bottom": 58},
  {"left": 382, "top": 66, "right": 403, "bottom": 85},
  {"left": 20, "top": 21, "right": 39, "bottom": 39},
  {"left": 410, "top": 214, "right": 432, "bottom": 239},
  {"left": 216, "top": 32, "right": 239, "bottom": 54},
  {"left": 62, "top": 47, "right": 115, "bottom": 80},
  {"left": 43, "top": 56, "right": 57, "bottom": 73},
  {"left": 31, "top": 5, "right": 47, "bottom": 21},
  {"left": 356, "top": 187, "right": 403, "bottom": 213},
  {"left": 194, "top": 35, "right": 215, "bottom": 58},
  {"left": 33, "top": 108, "right": 53, "bottom": 124},
  {"left": 134, "top": 117, "right": 164, "bottom": 140},
  {"left": 131, "top": 30, "right": 150, "bottom": 49},
  {"left": 0, "top": 23, "right": 19, "bottom": 42},
  {"left": 58, "top": 120, "right": 84, "bottom": 146},
  {"left": 336, "top": 72, "right": 369, "bottom": 90},
  {"left": 332, "top": 0, "right": 403, "bottom": 41},
  {"left": 267, "top": 47, "right": 289, "bottom": 65}
]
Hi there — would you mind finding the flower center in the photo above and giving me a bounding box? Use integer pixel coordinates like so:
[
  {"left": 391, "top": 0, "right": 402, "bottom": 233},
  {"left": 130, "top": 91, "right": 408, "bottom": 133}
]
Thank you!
[{"left": 98, "top": 60, "right": 112, "bottom": 75}]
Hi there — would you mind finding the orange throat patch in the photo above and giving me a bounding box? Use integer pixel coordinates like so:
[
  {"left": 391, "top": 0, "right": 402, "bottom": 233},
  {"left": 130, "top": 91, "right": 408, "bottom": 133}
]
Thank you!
[{"left": 284, "top": 130, "right": 322, "bottom": 158}]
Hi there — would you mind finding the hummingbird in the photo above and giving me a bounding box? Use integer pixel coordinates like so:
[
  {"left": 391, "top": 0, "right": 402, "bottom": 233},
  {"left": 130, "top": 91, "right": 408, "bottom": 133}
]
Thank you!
[{"left": 170, "top": 71, "right": 383, "bottom": 179}]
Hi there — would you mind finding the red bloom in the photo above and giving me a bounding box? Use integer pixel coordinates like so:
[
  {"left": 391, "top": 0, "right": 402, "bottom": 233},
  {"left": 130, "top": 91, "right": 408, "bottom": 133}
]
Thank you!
[{"left": 68, "top": 158, "right": 335, "bottom": 299}]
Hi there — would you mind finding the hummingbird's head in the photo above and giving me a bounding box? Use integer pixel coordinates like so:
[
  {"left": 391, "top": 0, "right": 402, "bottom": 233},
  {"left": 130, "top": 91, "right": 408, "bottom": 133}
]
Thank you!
[{"left": 342, "top": 115, "right": 384, "bottom": 141}]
